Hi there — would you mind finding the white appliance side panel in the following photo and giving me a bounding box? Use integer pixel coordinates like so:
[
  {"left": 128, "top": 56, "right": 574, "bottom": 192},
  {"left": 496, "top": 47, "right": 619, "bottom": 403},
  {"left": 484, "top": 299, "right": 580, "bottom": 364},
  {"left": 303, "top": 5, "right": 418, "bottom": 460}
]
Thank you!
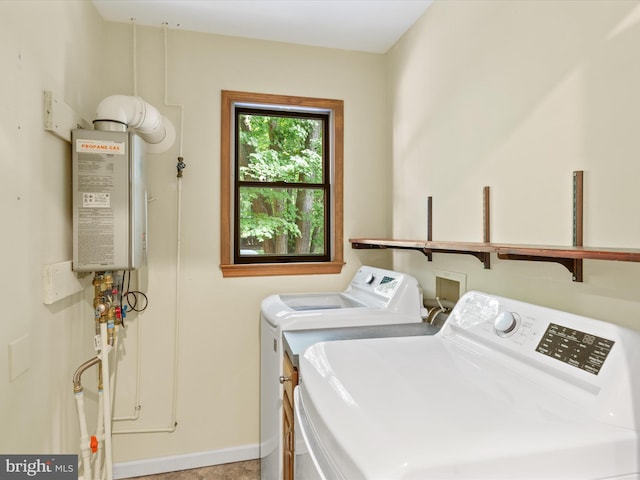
[{"left": 260, "top": 316, "right": 282, "bottom": 480}]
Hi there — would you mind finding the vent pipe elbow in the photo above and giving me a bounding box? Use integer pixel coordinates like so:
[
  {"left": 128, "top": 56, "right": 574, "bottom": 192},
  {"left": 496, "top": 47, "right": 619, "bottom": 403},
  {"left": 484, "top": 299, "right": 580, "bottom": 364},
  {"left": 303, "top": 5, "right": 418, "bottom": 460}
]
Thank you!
[{"left": 94, "top": 95, "right": 175, "bottom": 153}]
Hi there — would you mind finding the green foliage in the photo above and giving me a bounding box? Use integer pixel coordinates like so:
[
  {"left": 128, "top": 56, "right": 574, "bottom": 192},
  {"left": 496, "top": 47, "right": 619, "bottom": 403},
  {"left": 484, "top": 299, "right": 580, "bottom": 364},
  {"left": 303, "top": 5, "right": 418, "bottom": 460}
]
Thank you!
[
  {"left": 238, "top": 113, "right": 326, "bottom": 254},
  {"left": 239, "top": 187, "right": 301, "bottom": 239},
  {"left": 239, "top": 115, "right": 322, "bottom": 183}
]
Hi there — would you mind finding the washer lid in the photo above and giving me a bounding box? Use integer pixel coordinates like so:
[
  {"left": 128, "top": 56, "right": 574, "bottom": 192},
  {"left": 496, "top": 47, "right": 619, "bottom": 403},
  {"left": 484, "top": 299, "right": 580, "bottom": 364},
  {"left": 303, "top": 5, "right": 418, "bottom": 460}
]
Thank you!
[
  {"left": 298, "top": 335, "right": 639, "bottom": 480},
  {"left": 279, "top": 293, "right": 366, "bottom": 311}
]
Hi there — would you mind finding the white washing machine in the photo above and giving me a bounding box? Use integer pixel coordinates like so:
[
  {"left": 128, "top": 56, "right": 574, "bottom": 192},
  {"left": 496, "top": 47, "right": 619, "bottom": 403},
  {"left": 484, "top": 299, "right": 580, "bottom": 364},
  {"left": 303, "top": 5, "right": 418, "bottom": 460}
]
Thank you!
[
  {"left": 260, "top": 266, "right": 425, "bottom": 480},
  {"left": 295, "top": 291, "right": 640, "bottom": 479}
]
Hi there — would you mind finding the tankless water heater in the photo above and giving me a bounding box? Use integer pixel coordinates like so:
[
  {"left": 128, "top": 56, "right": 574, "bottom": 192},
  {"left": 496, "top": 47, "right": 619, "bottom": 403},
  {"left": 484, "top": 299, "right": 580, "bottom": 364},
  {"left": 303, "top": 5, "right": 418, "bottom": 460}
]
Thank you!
[{"left": 72, "top": 129, "right": 147, "bottom": 272}]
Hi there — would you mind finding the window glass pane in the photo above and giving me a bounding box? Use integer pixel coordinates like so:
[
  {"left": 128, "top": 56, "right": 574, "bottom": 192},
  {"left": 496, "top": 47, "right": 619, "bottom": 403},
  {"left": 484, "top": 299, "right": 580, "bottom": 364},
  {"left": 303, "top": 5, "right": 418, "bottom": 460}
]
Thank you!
[
  {"left": 239, "top": 186, "right": 326, "bottom": 256},
  {"left": 238, "top": 113, "right": 324, "bottom": 184}
]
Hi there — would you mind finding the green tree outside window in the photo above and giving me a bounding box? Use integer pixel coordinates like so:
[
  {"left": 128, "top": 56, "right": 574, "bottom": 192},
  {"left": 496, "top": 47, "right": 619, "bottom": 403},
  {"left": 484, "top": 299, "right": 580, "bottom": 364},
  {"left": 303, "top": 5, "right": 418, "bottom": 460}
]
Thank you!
[{"left": 236, "top": 110, "right": 329, "bottom": 260}]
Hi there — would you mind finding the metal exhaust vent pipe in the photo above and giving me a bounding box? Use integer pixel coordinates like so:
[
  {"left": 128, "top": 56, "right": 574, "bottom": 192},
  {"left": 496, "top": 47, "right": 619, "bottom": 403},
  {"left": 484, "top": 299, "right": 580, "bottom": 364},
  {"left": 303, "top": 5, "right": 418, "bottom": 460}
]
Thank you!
[{"left": 94, "top": 95, "right": 175, "bottom": 153}]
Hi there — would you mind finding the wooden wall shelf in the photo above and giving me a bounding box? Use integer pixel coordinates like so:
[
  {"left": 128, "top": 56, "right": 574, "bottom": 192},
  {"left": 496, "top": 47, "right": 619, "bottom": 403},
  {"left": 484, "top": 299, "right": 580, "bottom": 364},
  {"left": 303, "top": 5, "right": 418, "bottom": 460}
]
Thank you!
[
  {"left": 351, "top": 172, "right": 640, "bottom": 282},
  {"left": 349, "top": 238, "right": 640, "bottom": 282}
]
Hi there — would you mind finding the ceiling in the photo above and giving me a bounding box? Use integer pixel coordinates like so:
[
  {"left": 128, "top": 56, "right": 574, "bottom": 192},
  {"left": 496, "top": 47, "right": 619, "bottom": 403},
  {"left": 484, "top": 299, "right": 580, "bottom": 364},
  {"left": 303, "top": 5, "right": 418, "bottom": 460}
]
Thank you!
[{"left": 92, "top": 0, "right": 433, "bottom": 53}]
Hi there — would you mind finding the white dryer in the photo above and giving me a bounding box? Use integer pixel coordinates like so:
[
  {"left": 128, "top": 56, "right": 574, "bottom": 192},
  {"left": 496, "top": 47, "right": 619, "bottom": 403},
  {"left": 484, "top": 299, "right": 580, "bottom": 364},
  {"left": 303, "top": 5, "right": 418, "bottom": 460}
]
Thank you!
[
  {"left": 295, "top": 291, "right": 640, "bottom": 479},
  {"left": 260, "top": 266, "right": 425, "bottom": 480}
]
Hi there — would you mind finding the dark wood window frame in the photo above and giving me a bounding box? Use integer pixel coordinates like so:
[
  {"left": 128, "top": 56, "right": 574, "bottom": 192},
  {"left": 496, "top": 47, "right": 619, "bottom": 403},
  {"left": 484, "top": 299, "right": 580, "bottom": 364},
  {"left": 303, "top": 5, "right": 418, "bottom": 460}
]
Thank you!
[{"left": 220, "top": 90, "right": 344, "bottom": 278}]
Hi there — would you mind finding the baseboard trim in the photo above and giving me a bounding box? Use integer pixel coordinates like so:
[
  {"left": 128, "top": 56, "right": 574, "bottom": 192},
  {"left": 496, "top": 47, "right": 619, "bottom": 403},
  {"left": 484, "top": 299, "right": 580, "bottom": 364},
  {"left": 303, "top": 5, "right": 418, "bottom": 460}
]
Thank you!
[{"left": 113, "top": 443, "right": 259, "bottom": 479}]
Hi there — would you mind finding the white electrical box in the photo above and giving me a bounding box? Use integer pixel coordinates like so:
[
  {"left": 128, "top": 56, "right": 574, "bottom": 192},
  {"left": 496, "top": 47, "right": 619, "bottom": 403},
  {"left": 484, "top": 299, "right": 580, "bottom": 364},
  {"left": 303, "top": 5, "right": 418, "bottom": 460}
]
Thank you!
[
  {"left": 43, "top": 260, "right": 86, "bottom": 304},
  {"left": 72, "top": 129, "right": 147, "bottom": 272}
]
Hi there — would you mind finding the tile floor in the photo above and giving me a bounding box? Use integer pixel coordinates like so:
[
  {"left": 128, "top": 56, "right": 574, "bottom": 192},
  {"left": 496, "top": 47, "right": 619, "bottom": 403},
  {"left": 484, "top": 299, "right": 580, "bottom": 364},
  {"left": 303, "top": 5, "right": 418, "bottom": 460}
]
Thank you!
[{"left": 129, "top": 460, "right": 259, "bottom": 480}]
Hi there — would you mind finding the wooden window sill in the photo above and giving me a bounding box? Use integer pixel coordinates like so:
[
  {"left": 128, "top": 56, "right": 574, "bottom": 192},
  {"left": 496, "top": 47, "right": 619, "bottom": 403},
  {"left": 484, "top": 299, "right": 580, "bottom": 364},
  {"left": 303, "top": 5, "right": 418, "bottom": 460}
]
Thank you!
[{"left": 220, "top": 261, "right": 345, "bottom": 278}]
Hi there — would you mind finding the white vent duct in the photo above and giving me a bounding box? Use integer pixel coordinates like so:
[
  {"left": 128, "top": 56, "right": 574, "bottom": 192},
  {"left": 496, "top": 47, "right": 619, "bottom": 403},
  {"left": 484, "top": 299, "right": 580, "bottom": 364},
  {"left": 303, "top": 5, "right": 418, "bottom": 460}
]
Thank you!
[{"left": 94, "top": 95, "right": 175, "bottom": 153}]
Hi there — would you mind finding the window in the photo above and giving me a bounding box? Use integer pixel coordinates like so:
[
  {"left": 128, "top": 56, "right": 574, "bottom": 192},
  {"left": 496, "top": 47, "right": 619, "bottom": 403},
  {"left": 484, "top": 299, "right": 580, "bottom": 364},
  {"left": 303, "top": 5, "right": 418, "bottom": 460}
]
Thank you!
[{"left": 220, "top": 91, "right": 344, "bottom": 277}]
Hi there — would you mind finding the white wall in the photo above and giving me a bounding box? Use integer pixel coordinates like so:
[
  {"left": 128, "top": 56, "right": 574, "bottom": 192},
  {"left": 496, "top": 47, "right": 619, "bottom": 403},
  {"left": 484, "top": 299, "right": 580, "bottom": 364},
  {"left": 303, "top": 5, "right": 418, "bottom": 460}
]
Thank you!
[
  {"left": 0, "top": 2, "right": 391, "bottom": 469},
  {"left": 388, "top": 0, "right": 640, "bottom": 329},
  {"left": 96, "top": 24, "right": 391, "bottom": 463},
  {"left": 0, "top": 0, "right": 103, "bottom": 454}
]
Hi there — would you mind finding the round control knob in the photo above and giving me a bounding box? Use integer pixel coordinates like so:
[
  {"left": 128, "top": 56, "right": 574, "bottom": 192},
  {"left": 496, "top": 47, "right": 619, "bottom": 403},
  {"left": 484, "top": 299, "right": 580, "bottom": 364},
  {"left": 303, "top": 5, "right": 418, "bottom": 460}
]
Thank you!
[
  {"left": 364, "top": 273, "right": 375, "bottom": 285},
  {"left": 494, "top": 311, "right": 517, "bottom": 335}
]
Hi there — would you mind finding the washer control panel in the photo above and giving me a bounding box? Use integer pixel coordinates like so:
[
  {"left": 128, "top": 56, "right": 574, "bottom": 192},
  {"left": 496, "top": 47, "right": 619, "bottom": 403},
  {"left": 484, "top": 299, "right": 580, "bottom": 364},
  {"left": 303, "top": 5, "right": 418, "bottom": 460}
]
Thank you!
[
  {"left": 341, "top": 266, "right": 423, "bottom": 316},
  {"left": 350, "top": 267, "right": 404, "bottom": 299},
  {"left": 441, "top": 291, "right": 640, "bottom": 432},
  {"left": 535, "top": 323, "right": 614, "bottom": 375},
  {"left": 445, "top": 291, "right": 619, "bottom": 378},
  {"left": 493, "top": 311, "right": 519, "bottom": 336}
]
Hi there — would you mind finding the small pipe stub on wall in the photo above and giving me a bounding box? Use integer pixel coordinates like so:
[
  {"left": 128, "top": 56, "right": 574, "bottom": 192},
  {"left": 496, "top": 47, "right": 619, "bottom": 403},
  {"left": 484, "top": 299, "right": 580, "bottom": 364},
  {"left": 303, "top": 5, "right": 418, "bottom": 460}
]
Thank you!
[{"left": 176, "top": 156, "right": 186, "bottom": 177}]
